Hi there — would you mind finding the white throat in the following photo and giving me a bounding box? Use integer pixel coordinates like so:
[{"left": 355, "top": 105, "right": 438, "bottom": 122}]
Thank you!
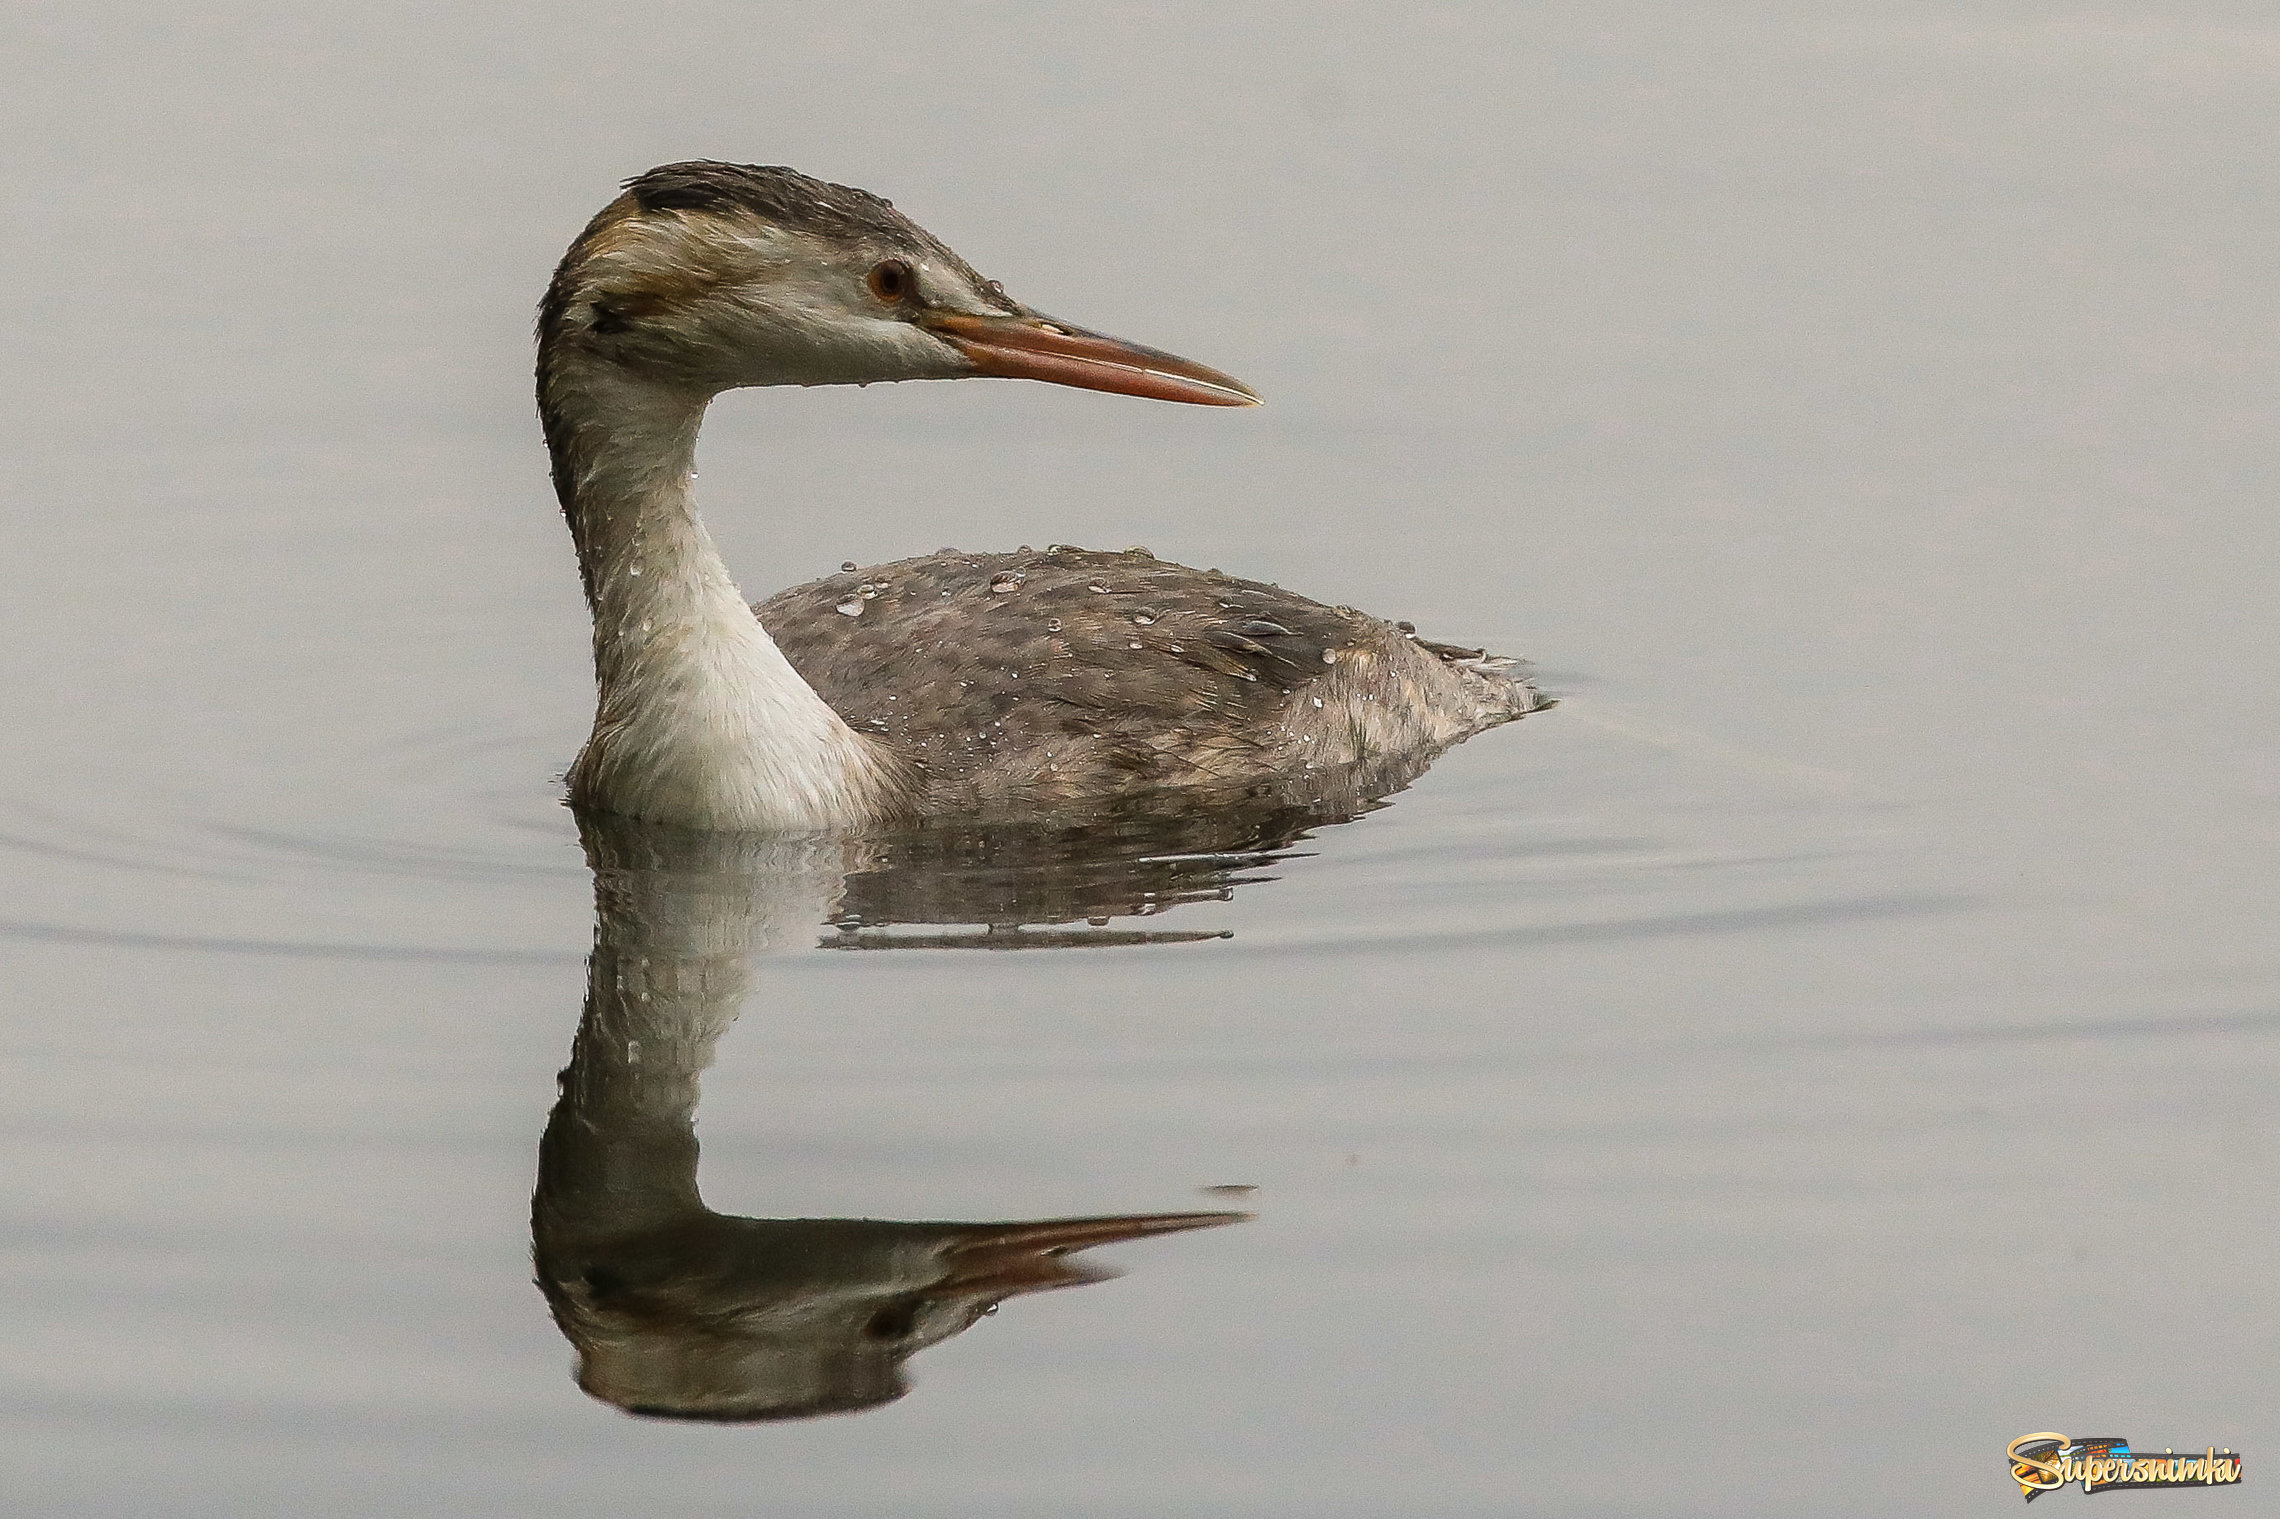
[{"left": 548, "top": 369, "right": 896, "bottom": 831}]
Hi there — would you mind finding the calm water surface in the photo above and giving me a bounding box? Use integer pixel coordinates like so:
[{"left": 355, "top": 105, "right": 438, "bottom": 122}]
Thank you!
[{"left": 3, "top": 5, "right": 2275, "bottom": 1515}]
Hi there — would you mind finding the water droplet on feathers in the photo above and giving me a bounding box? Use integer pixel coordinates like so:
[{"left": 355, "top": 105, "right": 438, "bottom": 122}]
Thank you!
[{"left": 836, "top": 597, "right": 863, "bottom": 617}]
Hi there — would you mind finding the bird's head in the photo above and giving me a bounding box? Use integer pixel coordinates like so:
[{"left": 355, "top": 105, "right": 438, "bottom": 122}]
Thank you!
[
  {"left": 540, "top": 161, "right": 1257, "bottom": 406},
  {"left": 540, "top": 1210, "right": 1247, "bottom": 1423}
]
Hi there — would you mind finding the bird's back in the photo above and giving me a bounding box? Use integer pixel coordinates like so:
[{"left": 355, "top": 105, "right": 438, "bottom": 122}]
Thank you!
[{"left": 758, "top": 546, "right": 1544, "bottom": 816}]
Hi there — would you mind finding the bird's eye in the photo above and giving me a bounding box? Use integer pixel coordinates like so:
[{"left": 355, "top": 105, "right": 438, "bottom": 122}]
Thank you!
[
  {"left": 864, "top": 1301, "right": 921, "bottom": 1340},
  {"left": 866, "top": 259, "right": 914, "bottom": 304}
]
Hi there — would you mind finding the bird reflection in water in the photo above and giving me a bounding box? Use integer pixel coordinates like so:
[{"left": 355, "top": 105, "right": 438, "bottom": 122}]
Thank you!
[
  {"left": 823, "top": 792, "right": 1371, "bottom": 949},
  {"left": 534, "top": 803, "right": 1355, "bottom": 1421}
]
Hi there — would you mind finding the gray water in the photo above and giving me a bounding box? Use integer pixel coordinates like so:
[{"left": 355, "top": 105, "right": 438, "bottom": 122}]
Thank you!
[{"left": 3, "top": 4, "right": 2274, "bottom": 1514}]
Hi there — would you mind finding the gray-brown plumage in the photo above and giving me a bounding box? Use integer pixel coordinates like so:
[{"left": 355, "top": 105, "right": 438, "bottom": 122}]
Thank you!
[
  {"left": 760, "top": 545, "right": 1546, "bottom": 819},
  {"left": 536, "top": 160, "right": 1549, "bottom": 832}
]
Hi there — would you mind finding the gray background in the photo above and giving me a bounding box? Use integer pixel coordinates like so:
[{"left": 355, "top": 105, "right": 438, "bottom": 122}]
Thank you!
[{"left": 2, "top": 3, "right": 2273, "bottom": 1515}]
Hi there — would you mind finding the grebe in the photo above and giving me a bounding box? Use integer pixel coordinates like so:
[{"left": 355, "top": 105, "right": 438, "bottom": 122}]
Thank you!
[{"left": 540, "top": 161, "right": 1547, "bottom": 831}]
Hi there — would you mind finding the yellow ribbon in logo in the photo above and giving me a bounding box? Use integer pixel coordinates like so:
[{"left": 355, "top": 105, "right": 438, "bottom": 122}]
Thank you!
[{"left": 2010, "top": 1433, "right": 2068, "bottom": 1496}]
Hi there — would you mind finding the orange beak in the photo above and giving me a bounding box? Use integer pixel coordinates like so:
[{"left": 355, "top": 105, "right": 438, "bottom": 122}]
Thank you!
[
  {"left": 922, "top": 311, "right": 1260, "bottom": 406},
  {"left": 934, "top": 1210, "right": 1251, "bottom": 1294}
]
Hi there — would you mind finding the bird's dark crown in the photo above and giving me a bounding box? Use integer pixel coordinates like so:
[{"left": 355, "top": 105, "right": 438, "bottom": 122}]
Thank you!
[{"left": 623, "top": 161, "right": 919, "bottom": 244}]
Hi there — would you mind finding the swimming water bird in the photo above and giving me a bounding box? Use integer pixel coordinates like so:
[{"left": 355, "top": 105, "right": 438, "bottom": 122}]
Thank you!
[{"left": 540, "top": 161, "right": 1547, "bottom": 831}]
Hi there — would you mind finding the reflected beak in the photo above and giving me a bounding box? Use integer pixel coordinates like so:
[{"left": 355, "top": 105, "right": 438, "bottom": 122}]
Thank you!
[
  {"left": 922, "top": 311, "right": 1260, "bottom": 406},
  {"left": 935, "top": 1210, "right": 1251, "bottom": 1295}
]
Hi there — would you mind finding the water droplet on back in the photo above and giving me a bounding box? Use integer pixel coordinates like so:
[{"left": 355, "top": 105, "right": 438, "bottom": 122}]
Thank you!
[{"left": 836, "top": 597, "right": 863, "bottom": 617}]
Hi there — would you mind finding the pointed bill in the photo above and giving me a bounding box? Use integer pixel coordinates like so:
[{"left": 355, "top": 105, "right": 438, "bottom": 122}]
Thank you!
[
  {"left": 923, "top": 311, "right": 1260, "bottom": 406},
  {"left": 935, "top": 1210, "right": 1251, "bottom": 1295}
]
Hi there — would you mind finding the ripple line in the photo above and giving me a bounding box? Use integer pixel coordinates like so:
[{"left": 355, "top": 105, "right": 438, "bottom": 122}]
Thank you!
[{"left": 0, "top": 918, "right": 578, "bottom": 967}]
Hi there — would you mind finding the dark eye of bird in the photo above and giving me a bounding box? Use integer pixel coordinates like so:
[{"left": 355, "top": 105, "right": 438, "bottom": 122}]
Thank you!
[
  {"left": 863, "top": 1301, "right": 921, "bottom": 1340},
  {"left": 866, "top": 259, "right": 913, "bottom": 304}
]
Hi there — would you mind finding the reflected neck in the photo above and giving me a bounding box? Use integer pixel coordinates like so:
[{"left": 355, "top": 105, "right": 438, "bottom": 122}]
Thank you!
[
  {"left": 536, "top": 822, "right": 863, "bottom": 1237},
  {"left": 539, "top": 358, "right": 897, "bottom": 831}
]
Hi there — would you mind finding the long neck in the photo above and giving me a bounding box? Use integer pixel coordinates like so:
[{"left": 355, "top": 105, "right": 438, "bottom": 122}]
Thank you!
[{"left": 541, "top": 360, "right": 898, "bottom": 831}]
